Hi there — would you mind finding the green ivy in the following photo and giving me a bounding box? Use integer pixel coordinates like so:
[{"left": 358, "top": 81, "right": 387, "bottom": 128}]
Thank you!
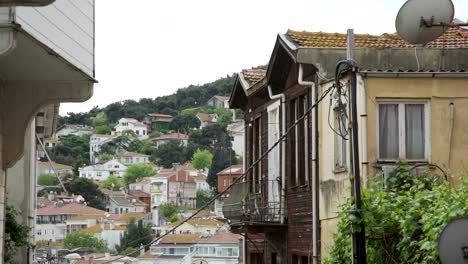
[
  {"left": 5, "top": 205, "right": 29, "bottom": 264},
  {"left": 325, "top": 162, "right": 468, "bottom": 264}
]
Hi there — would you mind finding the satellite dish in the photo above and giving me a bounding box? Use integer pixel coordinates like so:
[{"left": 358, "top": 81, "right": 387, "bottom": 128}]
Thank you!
[
  {"left": 396, "top": 0, "right": 454, "bottom": 44},
  {"left": 438, "top": 218, "right": 468, "bottom": 263}
]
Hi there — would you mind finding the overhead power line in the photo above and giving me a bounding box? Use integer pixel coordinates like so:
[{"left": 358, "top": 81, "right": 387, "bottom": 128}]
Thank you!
[{"left": 103, "top": 85, "right": 334, "bottom": 263}]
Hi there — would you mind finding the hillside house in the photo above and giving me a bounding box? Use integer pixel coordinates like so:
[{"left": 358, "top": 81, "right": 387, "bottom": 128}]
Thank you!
[
  {"left": 117, "top": 151, "right": 150, "bottom": 165},
  {"left": 217, "top": 165, "right": 243, "bottom": 194},
  {"left": 44, "top": 138, "right": 59, "bottom": 148},
  {"left": 149, "top": 233, "right": 242, "bottom": 264},
  {"left": 160, "top": 218, "right": 228, "bottom": 236},
  {"left": 79, "top": 159, "right": 127, "bottom": 181},
  {"left": 196, "top": 113, "right": 218, "bottom": 128},
  {"left": 107, "top": 194, "right": 148, "bottom": 214},
  {"left": 114, "top": 118, "right": 149, "bottom": 140},
  {"left": 144, "top": 113, "right": 174, "bottom": 134},
  {"left": 226, "top": 26, "right": 468, "bottom": 263},
  {"left": 37, "top": 161, "right": 73, "bottom": 177},
  {"left": 90, "top": 134, "right": 117, "bottom": 163},
  {"left": 56, "top": 124, "right": 93, "bottom": 137},
  {"left": 207, "top": 95, "right": 230, "bottom": 108},
  {"left": 36, "top": 203, "right": 106, "bottom": 242},
  {"left": 151, "top": 133, "right": 189, "bottom": 148},
  {"left": 227, "top": 120, "right": 245, "bottom": 158},
  {"left": 0, "top": 1, "right": 95, "bottom": 261}
]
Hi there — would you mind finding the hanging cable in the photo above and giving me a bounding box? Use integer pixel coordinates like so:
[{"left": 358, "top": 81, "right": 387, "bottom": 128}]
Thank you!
[
  {"left": 101, "top": 85, "right": 334, "bottom": 263},
  {"left": 36, "top": 133, "right": 68, "bottom": 193}
]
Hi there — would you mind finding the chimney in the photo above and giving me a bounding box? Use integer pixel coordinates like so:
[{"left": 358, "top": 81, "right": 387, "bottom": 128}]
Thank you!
[
  {"left": 48, "top": 191, "right": 56, "bottom": 202},
  {"left": 140, "top": 243, "right": 145, "bottom": 256}
]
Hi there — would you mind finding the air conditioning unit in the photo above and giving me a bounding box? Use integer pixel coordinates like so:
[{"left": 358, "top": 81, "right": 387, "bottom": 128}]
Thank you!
[{"left": 0, "top": 0, "right": 55, "bottom": 6}]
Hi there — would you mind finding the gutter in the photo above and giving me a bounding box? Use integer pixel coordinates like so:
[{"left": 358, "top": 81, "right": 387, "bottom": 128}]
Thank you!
[
  {"left": 298, "top": 64, "right": 319, "bottom": 257},
  {"left": 360, "top": 71, "right": 468, "bottom": 78},
  {"left": 267, "top": 85, "right": 286, "bottom": 225}
]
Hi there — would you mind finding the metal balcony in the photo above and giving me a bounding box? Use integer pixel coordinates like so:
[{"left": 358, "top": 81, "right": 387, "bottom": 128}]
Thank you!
[{"left": 223, "top": 179, "right": 285, "bottom": 226}]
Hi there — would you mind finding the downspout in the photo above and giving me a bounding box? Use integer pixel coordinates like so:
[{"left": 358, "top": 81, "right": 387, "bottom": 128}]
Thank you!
[
  {"left": 267, "top": 86, "right": 286, "bottom": 225},
  {"left": 447, "top": 102, "right": 455, "bottom": 171},
  {"left": 357, "top": 75, "right": 368, "bottom": 188},
  {"left": 298, "top": 64, "right": 319, "bottom": 258}
]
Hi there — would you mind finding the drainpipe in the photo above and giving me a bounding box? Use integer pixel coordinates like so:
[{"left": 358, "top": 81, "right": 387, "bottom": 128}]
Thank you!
[
  {"left": 298, "top": 64, "right": 319, "bottom": 257},
  {"left": 448, "top": 102, "right": 455, "bottom": 170},
  {"left": 267, "top": 86, "right": 286, "bottom": 225},
  {"left": 357, "top": 75, "right": 368, "bottom": 188}
]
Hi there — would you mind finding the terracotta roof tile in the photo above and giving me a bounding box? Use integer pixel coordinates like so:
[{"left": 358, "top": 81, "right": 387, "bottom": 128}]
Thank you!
[
  {"left": 158, "top": 234, "right": 204, "bottom": 244},
  {"left": 204, "top": 232, "right": 241, "bottom": 243},
  {"left": 241, "top": 69, "right": 266, "bottom": 86},
  {"left": 196, "top": 113, "right": 217, "bottom": 122},
  {"left": 36, "top": 203, "right": 106, "bottom": 216},
  {"left": 128, "top": 190, "right": 150, "bottom": 198},
  {"left": 116, "top": 212, "right": 146, "bottom": 222},
  {"left": 167, "top": 218, "right": 225, "bottom": 228},
  {"left": 81, "top": 223, "right": 127, "bottom": 233},
  {"left": 213, "top": 95, "right": 230, "bottom": 101},
  {"left": 117, "top": 151, "right": 149, "bottom": 157},
  {"left": 152, "top": 133, "right": 189, "bottom": 141},
  {"left": 67, "top": 214, "right": 107, "bottom": 221},
  {"left": 110, "top": 195, "right": 147, "bottom": 206},
  {"left": 286, "top": 27, "right": 468, "bottom": 49},
  {"left": 147, "top": 113, "right": 173, "bottom": 118},
  {"left": 217, "top": 165, "right": 243, "bottom": 176}
]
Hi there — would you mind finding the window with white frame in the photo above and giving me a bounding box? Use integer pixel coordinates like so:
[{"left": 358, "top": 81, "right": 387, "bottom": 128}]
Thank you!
[{"left": 377, "top": 101, "right": 429, "bottom": 161}]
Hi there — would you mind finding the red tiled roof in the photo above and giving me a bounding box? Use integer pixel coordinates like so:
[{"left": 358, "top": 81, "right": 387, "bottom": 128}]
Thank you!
[
  {"left": 168, "top": 171, "right": 196, "bottom": 183},
  {"left": 196, "top": 113, "right": 217, "bottom": 122},
  {"left": 205, "top": 232, "right": 241, "bottom": 243},
  {"left": 286, "top": 27, "right": 468, "bottom": 49},
  {"left": 152, "top": 133, "right": 189, "bottom": 141},
  {"left": 128, "top": 190, "right": 150, "bottom": 198},
  {"left": 217, "top": 165, "right": 243, "bottom": 176},
  {"left": 148, "top": 113, "right": 173, "bottom": 118},
  {"left": 213, "top": 95, "right": 230, "bottom": 101},
  {"left": 117, "top": 151, "right": 149, "bottom": 157},
  {"left": 36, "top": 203, "right": 106, "bottom": 216},
  {"left": 122, "top": 118, "right": 147, "bottom": 127},
  {"left": 241, "top": 69, "right": 266, "bottom": 85},
  {"left": 110, "top": 195, "right": 147, "bottom": 206}
]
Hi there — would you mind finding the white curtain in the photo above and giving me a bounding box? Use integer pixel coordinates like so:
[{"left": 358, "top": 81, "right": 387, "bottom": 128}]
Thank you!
[
  {"left": 405, "top": 104, "right": 425, "bottom": 159},
  {"left": 379, "top": 104, "right": 399, "bottom": 159}
]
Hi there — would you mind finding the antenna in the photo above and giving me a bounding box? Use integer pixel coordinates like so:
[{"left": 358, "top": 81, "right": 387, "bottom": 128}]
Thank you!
[
  {"left": 395, "top": 0, "right": 459, "bottom": 44},
  {"left": 438, "top": 218, "right": 468, "bottom": 263}
]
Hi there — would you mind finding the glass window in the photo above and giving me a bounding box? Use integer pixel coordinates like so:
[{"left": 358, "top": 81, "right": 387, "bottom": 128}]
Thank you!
[{"left": 378, "top": 102, "right": 428, "bottom": 160}]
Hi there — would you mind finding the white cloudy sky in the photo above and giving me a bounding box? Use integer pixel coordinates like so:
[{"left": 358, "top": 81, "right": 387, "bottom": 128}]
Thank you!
[{"left": 60, "top": 0, "right": 468, "bottom": 114}]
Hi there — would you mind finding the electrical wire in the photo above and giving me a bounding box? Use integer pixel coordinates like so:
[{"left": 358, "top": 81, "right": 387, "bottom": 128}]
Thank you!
[{"left": 101, "top": 85, "right": 334, "bottom": 264}]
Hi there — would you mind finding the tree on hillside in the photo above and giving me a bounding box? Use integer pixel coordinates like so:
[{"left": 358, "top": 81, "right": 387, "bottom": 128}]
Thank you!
[
  {"left": 154, "top": 140, "right": 188, "bottom": 168},
  {"left": 116, "top": 218, "right": 152, "bottom": 253},
  {"left": 139, "top": 140, "right": 156, "bottom": 158},
  {"left": 196, "top": 189, "right": 213, "bottom": 209},
  {"left": 191, "top": 149, "right": 213, "bottom": 170},
  {"left": 64, "top": 232, "right": 106, "bottom": 252},
  {"left": 96, "top": 153, "right": 115, "bottom": 163},
  {"left": 124, "top": 164, "right": 156, "bottom": 185},
  {"left": 65, "top": 178, "right": 106, "bottom": 210},
  {"left": 91, "top": 112, "right": 108, "bottom": 127},
  {"left": 170, "top": 114, "right": 200, "bottom": 134},
  {"left": 159, "top": 203, "right": 180, "bottom": 222},
  {"left": 37, "top": 174, "right": 58, "bottom": 186},
  {"left": 99, "top": 175, "right": 124, "bottom": 191},
  {"left": 207, "top": 147, "right": 236, "bottom": 190},
  {"left": 48, "top": 134, "right": 91, "bottom": 166},
  {"left": 95, "top": 125, "right": 112, "bottom": 135}
]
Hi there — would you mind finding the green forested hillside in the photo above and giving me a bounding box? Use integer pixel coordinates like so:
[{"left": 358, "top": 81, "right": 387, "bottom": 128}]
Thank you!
[{"left": 60, "top": 74, "right": 236, "bottom": 125}]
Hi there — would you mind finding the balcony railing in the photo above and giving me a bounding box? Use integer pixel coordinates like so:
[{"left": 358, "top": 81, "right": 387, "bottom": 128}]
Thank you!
[{"left": 223, "top": 178, "right": 284, "bottom": 226}]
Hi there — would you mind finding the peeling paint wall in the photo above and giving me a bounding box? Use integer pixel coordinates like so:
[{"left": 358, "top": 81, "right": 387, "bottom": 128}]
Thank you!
[{"left": 318, "top": 75, "right": 468, "bottom": 259}]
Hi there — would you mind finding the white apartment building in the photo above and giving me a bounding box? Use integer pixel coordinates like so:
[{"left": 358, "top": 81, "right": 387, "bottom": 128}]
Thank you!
[
  {"left": 89, "top": 134, "right": 117, "bottom": 163},
  {"left": 114, "top": 118, "right": 149, "bottom": 140},
  {"left": 79, "top": 159, "right": 127, "bottom": 181}
]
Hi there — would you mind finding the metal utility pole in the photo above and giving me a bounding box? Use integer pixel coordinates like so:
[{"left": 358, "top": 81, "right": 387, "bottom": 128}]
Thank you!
[{"left": 347, "top": 29, "right": 367, "bottom": 264}]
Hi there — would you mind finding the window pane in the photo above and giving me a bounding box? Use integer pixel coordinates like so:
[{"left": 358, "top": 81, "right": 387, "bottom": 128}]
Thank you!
[
  {"left": 405, "top": 104, "right": 425, "bottom": 159},
  {"left": 379, "top": 104, "right": 399, "bottom": 159}
]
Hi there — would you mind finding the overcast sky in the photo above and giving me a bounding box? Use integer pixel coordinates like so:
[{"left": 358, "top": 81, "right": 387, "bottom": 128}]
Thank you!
[{"left": 60, "top": 0, "right": 468, "bottom": 115}]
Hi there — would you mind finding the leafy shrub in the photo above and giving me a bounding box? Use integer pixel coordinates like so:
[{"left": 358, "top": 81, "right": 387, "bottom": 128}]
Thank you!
[
  {"left": 325, "top": 162, "right": 468, "bottom": 264},
  {"left": 37, "top": 174, "right": 58, "bottom": 186}
]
